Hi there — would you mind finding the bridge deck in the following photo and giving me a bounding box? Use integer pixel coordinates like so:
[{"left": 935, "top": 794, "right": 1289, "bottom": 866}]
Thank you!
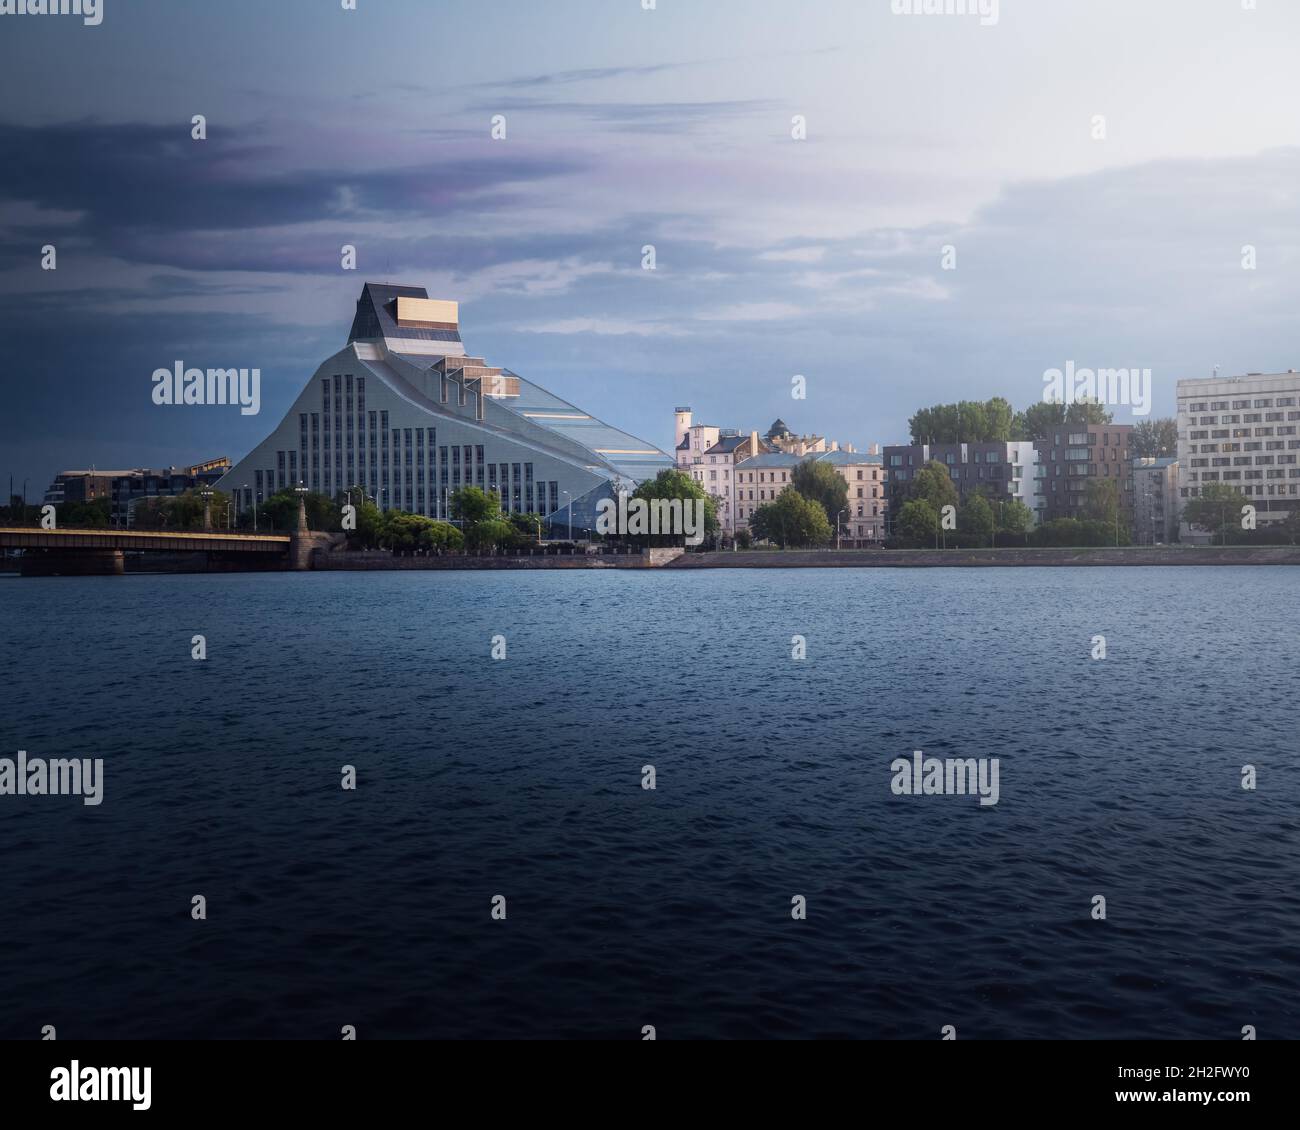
[{"left": 0, "top": 527, "right": 291, "bottom": 552}]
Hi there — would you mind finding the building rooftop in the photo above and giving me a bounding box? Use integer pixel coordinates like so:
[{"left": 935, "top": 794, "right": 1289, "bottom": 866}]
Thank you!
[
  {"left": 813, "top": 449, "right": 883, "bottom": 466},
  {"left": 739, "top": 451, "right": 804, "bottom": 468}
]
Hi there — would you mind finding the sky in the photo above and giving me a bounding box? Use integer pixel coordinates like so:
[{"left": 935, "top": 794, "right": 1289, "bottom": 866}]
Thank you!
[{"left": 3, "top": 0, "right": 1300, "bottom": 495}]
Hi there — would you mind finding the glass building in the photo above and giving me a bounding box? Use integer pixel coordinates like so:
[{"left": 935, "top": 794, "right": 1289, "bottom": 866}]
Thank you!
[{"left": 218, "top": 283, "right": 671, "bottom": 536}]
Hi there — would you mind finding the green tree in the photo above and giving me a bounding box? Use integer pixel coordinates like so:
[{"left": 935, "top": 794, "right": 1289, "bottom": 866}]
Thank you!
[
  {"left": 628, "top": 469, "right": 719, "bottom": 547},
  {"left": 895, "top": 498, "right": 939, "bottom": 543},
  {"left": 135, "top": 488, "right": 232, "bottom": 530},
  {"left": 1182, "top": 482, "right": 1250, "bottom": 544},
  {"left": 908, "top": 459, "right": 959, "bottom": 513},
  {"left": 958, "top": 492, "right": 994, "bottom": 547},
  {"left": 790, "top": 459, "right": 849, "bottom": 528},
  {"left": 420, "top": 520, "right": 463, "bottom": 554},
  {"left": 1081, "top": 478, "right": 1131, "bottom": 543},
  {"left": 1065, "top": 397, "right": 1114, "bottom": 427},
  {"left": 462, "top": 518, "right": 516, "bottom": 554},
  {"left": 58, "top": 497, "right": 111, "bottom": 527},
  {"left": 1276, "top": 507, "right": 1300, "bottom": 546},
  {"left": 909, "top": 398, "right": 1014, "bottom": 444},
  {"left": 748, "top": 490, "right": 832, "bottom": 548},
  {"left": 346, "top": 497, "right": 385, "bottom": 549},
  {"left": 1011, "top": 398, "right": 1112, "bottom": 444},
  {"left": 244, "top": 489, "right": 337, "bottom": 531},
  {"left": 506, "top": 511, "right": 544, "bottom": 543},
  {"left": 380, "top": 512, "right": 463, "bottom": 554},
  {"left": 1012, "top": 401, "right": 1067, "bottom": 444},
  {"left": 1131, "top": 418, "right": 1179, "bottom": 458},
  {"left": 450, "top": 486, "right": 501, "bottom": 524},
  {"left": 997, "top": 498, "right": 1033, "bottom": 543}
]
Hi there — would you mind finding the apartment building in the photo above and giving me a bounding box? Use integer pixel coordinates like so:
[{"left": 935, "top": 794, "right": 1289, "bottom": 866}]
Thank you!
[
  {"left": 1132, "top": 457, "right": 1179, "bottom": 544},
  {"left": 1032, "top": 425, "right": 1133, "bottom": 523},
  {"left": 1176, "top": 372, "right": 1300, "bottom": 543},
  {"left": 885, "top": 441, "right": 1038, "bottom": 528}
]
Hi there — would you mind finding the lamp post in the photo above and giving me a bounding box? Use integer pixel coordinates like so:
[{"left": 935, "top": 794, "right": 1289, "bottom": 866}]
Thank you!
[
  {"left": 561, "top": 490, "right": 572, "bottom": 542},
  {"left": 837, "top": 508, "right": 847, "bottom": 551},
  {"left": 294, "top": 482, "right": 309, "bottom": 533}
]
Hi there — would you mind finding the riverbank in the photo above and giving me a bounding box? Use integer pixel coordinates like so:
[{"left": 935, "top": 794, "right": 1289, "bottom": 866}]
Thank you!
[
  {"left": 6, "top": 543, "right": 1299, "bottom": 574},
  {"left": 666, "top": 546, "right": 1300, "bottom": 567}
]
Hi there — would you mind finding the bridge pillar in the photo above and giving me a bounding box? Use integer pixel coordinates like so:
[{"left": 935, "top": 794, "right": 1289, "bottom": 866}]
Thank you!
[{"left": 20, "top": 549, "right": 125, "bottom": 577}]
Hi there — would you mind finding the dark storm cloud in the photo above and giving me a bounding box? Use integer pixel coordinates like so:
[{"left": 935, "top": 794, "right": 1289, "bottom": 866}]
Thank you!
[{"left": 0, "top": 119, "right": 587, "bottom": 270}]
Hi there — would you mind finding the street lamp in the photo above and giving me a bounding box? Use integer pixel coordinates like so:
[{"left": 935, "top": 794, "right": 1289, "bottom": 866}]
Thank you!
[
  {"left": 837, "top": 508, "right": 847, "bottom": 551},
  {"left": 294, "top": 481, "right": 309, "bottom": 532},
  {"left": 562, "top": 490, "right": 572, "bottom": 542}
]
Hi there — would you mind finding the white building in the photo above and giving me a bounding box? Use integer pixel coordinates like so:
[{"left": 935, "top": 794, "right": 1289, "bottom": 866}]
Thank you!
[{"left": 1176, "top": 372, "right": 1300, "bottom": 543}]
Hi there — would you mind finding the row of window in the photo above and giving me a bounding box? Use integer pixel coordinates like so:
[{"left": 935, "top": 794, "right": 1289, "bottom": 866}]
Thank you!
[
  {"left": 1189, "top": 412, "right": 1297, "bottom": 425},
  {"left": 1184, "top": 397, "right": 1298, "bottom": 412},
  {"left": 1189, "top": 438, "right": 1300, "bottom": 452},
  {"left": 1182, "top": 483, "right": 1300, "bottom": 496},
  {"left": 1186, "top": 468, "right": 1300, "bottom": 481},
  {"left": 1190, "top": 454, "right": 1298, "bottom": 467}
]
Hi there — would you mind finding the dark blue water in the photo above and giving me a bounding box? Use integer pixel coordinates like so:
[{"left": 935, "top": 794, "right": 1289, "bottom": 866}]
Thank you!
[{"left": 1, "top": 567, "right": 1297, "bottom": 1040}]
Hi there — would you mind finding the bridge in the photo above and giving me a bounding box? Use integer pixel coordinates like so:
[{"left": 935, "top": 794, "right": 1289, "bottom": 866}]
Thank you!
[{"left": 0, "top": 526, "right": 305, "bottom": 576}]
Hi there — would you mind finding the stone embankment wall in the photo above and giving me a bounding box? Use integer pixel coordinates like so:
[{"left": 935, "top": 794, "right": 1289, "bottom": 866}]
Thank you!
[{"left": 665, "top": 547, "right": 1300, "bottom": 568}]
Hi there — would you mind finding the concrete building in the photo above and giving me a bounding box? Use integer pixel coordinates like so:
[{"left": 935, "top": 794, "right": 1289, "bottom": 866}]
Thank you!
[
  {"left": 44, "top": 459, "right": 231, "bottom": 525},
  {"left": 885, "top": 441, "right": 1038, "bottom": 529},
  {"left": 218, "top": 283, "right": 671, "bottom": 537},
  {"left": 689, "top": 429, "right": 767, "bottom": 534},
  {"left": 1176, "top": 371, "right": 1300, "bottom": 542},
  {"left": 1133, "top": 457, "right": 1180, "bottom": 545},
  {"left": 732, "top": 450, "right": 801, "bottom": 534},
  {"left": 728, "top": 446, "right": 887, "bottom": 544},
  {"left": 764, "top": 418, "right": 833, "bottom": 457},
  {"left": 673, "top": 407, "right": 721, "bottom": 472},
  {"left": 1033, "top": 425, "right": 1133, "bottom": 524},
  {"left": 807, "top": 449, "right": 887, "bottom": 543}
]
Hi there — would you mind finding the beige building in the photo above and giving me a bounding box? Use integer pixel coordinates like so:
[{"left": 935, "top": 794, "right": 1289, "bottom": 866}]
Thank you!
[
  {"left": 674, "top": 409, "right": 887, "bottom": 541},
  {"left": 734, "top": 447, "right": 887, "bottom": 544},
  {"left": 673, "top": 407, "right": 721, "bottom": 471}
]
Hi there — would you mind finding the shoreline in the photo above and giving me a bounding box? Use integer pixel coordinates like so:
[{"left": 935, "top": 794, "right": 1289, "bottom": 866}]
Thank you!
[{"left": 6, "top": 544, "right": 1300, "bottom": 576}]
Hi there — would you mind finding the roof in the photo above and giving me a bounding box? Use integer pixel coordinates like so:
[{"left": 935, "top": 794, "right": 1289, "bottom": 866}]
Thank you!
[
  {"left": 739, "top": 452, "right": 804, "bottom": 469},
  {"left": 814, "top": 449, "right": 883, "bottom": 466},
  {"left": 348, "top": 282, "right": 465, "bottom": 356},
  {"left": 704, "top": 435, "right": 751, "bottom": 456}
]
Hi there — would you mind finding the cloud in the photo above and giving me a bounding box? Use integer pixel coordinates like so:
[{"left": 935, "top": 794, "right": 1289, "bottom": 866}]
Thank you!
[
  {"left": 517, "top": 316, "right": 690, "bottom": 338},
  {"left": 696, "top": 302, "right": 805, "bottom": 322}
]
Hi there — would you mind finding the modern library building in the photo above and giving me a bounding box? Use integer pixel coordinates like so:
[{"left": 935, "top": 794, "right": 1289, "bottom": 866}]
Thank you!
[{"left": 218, "top": 283, "right": 671, "bottom": 536}]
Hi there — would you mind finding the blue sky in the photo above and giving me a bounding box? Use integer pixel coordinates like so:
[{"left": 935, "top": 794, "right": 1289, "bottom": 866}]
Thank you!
[{"left": 3, "top": 0, "right": 1300, "bottom": 493}]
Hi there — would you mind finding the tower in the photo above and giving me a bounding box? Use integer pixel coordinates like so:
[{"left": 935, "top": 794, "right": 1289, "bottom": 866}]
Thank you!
[{"left": 674, "top": 406, "right": 693, "bottom": 450}]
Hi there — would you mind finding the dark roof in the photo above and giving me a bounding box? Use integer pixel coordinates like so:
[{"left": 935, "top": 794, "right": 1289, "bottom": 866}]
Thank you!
[{"left": 348, "top": 282, "right": 462, "bottom": 347}]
